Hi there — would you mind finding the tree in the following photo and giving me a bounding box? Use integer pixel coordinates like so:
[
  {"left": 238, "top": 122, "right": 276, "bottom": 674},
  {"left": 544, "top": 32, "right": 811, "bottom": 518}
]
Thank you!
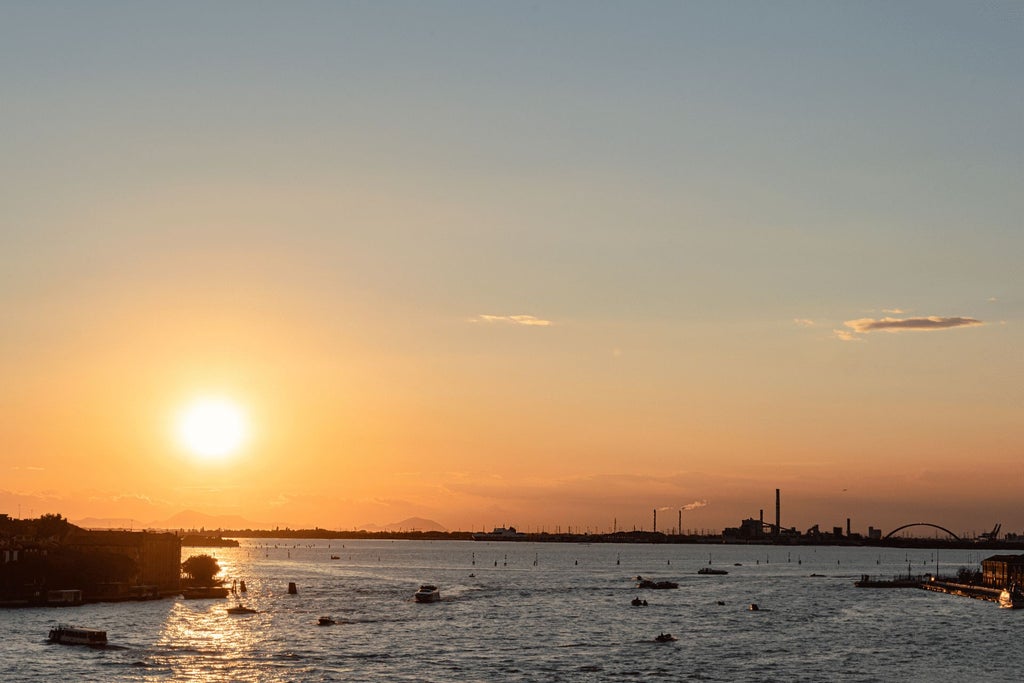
[{"left": 181, "top": 554, "right": 221, "bottom": 585}]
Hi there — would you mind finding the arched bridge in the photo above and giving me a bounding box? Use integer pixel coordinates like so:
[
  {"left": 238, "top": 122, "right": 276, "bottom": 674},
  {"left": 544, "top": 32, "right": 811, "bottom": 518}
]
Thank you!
[{"left": 883, "top": 522, "right": 960, "bottom": 541}]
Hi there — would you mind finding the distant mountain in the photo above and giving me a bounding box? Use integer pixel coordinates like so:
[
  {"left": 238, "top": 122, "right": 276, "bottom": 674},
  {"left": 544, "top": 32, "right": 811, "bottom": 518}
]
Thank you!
[
  {"left": 359, "top": 517, "right": 447, "bottom": 532},
  {"left": 72, "top": 517, "right": 139, "bottom": 530},
  {"left": 151, "top": 509, "right": 265, "bottom": 531}
]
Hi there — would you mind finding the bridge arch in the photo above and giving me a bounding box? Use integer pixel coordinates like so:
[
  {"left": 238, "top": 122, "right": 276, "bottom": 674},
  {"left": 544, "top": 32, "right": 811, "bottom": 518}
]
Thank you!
[{"left": 883, "top": 522, "right": 960, "bottom": 541}]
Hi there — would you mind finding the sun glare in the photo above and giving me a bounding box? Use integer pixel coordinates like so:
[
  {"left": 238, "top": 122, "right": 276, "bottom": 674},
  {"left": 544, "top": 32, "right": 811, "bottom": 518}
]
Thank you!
[{"left": 176, "top": 397, "right": 249, "bottom": 460}]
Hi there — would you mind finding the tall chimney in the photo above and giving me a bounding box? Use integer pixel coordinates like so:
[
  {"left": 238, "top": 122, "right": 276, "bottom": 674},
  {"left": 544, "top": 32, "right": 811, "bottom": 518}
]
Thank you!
[
  {"left": 653, "top": 509, "right": 657, "bottom": 533},
  {"left": 775, "top": 489, "right": 781, "bottom": 536},
  {"left": 847, "top": 518, "right": 851, "bottom": 537}
]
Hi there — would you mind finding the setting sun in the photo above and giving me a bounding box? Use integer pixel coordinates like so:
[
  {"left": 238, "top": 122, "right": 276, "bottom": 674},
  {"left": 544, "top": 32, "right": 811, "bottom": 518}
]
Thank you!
[{"left": 176, "top": 397, "right": 249, "bottom": 460}]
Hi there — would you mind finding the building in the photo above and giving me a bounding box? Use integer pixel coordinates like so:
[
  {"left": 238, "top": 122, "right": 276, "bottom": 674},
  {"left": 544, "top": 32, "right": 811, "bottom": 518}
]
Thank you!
[
  {"left": 62, "top": 529, "right": 181, "bottom": 594},
  {"left": 981, "top": 554, "right": 1024, "bottom": 588}
]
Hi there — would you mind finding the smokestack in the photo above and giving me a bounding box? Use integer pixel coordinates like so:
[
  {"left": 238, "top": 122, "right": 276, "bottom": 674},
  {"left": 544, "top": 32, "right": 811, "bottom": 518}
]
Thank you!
[
  {"left": 653, "top": 508, "right": 657, "bottom": 533},
  {"left": 847, "top": 518, "right": 851, "bottom": 537},
  {"left": 678, "top": 510, "right": 682, "bottom": 536},
  {"left": 775, "top": 489, "right": 780, "bottom": 536}
]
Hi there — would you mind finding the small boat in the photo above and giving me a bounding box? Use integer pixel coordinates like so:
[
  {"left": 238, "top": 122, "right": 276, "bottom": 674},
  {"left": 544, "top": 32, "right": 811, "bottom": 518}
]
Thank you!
[
  {"left": 999, "top": 586, "right": 1023, "bottom": 609},
  {"left": 318, "top": 616, "right": 337, "bottom": 626},
  {"left": 748, "top": 603, "right": 760, "bottom": 611},
  {"left": 654, "top": 633, "right": 677, "bottom": 642},
  {"left": 226, "top": 604, "right": 257, "bottom": 614},
  {"left": 48, "top": 625, "right": 107, "bottom": 647},
  {"left": 631, "top": 597, "right": 648, "bottom": 606},
  {"left": 697, "top": 568, "right": 728, "bottom": 575},
  {"left": 414, "top": 585, "right": 441, "bottom": 603},
  {"left": 183, "top": 586, "right": 230, "bottom": 599},
  {"left": 330, "top": 555, "right": 340, "bottom": 560},
  {"left": 637, "top": 579, "right": 678, "bottom": 589}
]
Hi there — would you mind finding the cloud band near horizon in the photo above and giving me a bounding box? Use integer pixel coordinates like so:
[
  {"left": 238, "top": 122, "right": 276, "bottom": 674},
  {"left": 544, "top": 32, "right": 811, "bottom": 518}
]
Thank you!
[
  {"left": 472, "top": 314, "right": 552, "bottom": 326},
  {"left": 843, "top": 316, "right": 983, "bottom": 334}
]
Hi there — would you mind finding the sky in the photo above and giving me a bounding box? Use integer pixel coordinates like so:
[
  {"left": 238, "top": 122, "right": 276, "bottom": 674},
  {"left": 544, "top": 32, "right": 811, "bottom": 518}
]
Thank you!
[{"left": 1, "top": 1, "right": 1021, "bottom": 536}]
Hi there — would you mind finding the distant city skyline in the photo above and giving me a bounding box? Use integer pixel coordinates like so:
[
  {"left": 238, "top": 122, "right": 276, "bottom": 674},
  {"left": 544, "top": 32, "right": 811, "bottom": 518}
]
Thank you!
[{"left": 2, "top": 2, "right": 1021, "bottom": 534}]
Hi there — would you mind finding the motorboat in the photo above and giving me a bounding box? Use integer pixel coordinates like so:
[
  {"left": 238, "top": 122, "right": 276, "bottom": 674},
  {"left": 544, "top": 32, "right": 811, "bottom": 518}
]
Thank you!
[
  {"left": 226, "top": 604, "right": 257, "bottom": 615},
  {"left": 318, "top": 616, "right": 337, "bottom": 625},
  {"left": 414, "top": 585, "right": 441, "bottom": 603},
  {"left": 999, "top": 586, "right": 1023, "bottom": 609},
  {"left": 697, "top": 568, "right": 728, "bottom": 575},
  {"left": 637, "top": 579, "right": 678, "bottom": 589},
  {"left": 183, "top": 586, "right": 230, "bottom": 599},
  {"left": 654, "top": 633, "right": 677, "bottom": 642},
  {"left": 631, "top": 597, "right": 648, "bottom": 606},
  {"left": 48, "top": 625, "right": 107, "bottom": 646}
]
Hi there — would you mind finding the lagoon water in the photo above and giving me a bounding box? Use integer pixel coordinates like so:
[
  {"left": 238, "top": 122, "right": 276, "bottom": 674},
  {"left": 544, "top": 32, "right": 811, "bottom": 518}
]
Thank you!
[{"left": 2, "top": 540, "right": 1019, "bottom": 681}]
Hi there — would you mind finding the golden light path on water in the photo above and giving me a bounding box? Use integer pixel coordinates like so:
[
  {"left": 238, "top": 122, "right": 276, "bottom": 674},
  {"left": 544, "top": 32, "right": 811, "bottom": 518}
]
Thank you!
[{"left": 157, "top": 551, "right": 267, "bottom": 681}]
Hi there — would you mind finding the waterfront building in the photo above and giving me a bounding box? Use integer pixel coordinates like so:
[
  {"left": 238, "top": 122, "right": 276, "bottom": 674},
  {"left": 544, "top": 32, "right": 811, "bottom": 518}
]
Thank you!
[
  {"left": 63, "top": 529, "right": 181, "bottom": 594},
  {"left": 981, "top": 554, "right": 1024, "bottom": 588}
]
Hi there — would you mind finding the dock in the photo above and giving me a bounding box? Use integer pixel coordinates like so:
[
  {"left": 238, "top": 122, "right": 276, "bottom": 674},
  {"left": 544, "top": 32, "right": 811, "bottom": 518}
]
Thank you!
[{"left": 919, "top": 580, "right": 1003, "bottom": 603}]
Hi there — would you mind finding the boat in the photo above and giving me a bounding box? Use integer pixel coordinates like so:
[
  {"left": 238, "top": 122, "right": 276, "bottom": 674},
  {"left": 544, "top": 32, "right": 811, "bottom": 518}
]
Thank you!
[
  {"left": 697, "top": 568, "right": 728, "bottom": 575},
  {"left": 636, "top": 576, "right": 678, "bottom": 589},
  {"left": 48, "top": 625, "right": 107, "bottom": 647},
  {"left": 654, "top": 633, "right": 677, "bottom": 642},
  {"left": 318, "top": 616, "right": 337, "bottom": 625},
  {"left": 330, "top": 555, "right": 340, "bottom": 560},
  {"left": 226, "top": 604, "right": 257, "bottom": 614},
  {"left": 183, "top": 586, "right": 230, "bottom": 599},
  {"left": 414, "top": 585, "right": 441, "bottom": 603},
  {"left": 999, "top": 585, "right": 1023, "bottom": 609},
  {"left": 471, "top": 526, "right": 527, "bottom": 541},
  {"left": 631, "top": 597, "right": 648, "bottom": 606}
]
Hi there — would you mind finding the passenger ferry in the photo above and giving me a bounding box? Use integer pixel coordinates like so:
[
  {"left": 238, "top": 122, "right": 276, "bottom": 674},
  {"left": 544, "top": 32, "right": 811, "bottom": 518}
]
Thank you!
[{"left": 48, "top": 624, "right": 107, "bottom": 646}]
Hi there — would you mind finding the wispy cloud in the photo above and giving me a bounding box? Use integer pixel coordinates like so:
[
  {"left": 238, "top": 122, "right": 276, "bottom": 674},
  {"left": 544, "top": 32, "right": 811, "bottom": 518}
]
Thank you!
[
  {"left": 471, "top": 314, "right": 552, "bottom": 327},
  {"left": 844, "top": 316, "right": 983, "bottom": 334},
  {"left": 882, "top": 308, "right": 906, "bottom": 314},
  {"left": 793, "top": 318, "right": 816, "bottom": 327},
  {"left": 833, "top": 329, "right": 859, "bottom": 342}
]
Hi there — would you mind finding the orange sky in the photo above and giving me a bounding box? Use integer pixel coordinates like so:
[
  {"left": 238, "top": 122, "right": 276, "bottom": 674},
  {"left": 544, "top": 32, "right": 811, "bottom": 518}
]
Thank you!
[{"left": 2, "top": 3, "right": 1022, "bottom": 536}]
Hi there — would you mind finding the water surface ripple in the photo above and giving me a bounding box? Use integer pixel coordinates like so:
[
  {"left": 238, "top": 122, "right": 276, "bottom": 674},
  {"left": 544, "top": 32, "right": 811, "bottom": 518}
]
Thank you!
[{"left": 3, "top": 541, "right": 1017, "bottom": 681}]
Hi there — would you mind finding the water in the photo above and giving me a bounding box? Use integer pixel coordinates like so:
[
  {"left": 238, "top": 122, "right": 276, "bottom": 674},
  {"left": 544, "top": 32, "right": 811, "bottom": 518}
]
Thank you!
[{"left": 2, "top": 541, "right": 1019, "bottom": 681}]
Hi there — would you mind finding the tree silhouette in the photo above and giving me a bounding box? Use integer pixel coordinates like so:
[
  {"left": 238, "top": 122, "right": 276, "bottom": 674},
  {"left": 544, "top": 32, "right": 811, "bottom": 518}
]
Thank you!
[{"left": 181, "top": 554, "right": 221, "bottom": 585}]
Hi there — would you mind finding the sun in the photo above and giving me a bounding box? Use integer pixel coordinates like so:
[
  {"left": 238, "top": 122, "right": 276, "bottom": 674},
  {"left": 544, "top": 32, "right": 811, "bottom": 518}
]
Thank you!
[{"left": 176, "top": 397, "right": 249, "bottom": 460}]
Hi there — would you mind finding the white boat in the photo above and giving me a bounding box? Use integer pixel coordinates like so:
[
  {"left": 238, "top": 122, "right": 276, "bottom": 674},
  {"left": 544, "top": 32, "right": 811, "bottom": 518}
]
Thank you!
[
  {"left": 48, "top": 624, "right": 107, "bottom": 646},
  {"left": 414, "top": 585, "right": 440, "bottom": 603},
  {"left": 998, "top": 587, "right": 1022, "bottom": 609}
]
